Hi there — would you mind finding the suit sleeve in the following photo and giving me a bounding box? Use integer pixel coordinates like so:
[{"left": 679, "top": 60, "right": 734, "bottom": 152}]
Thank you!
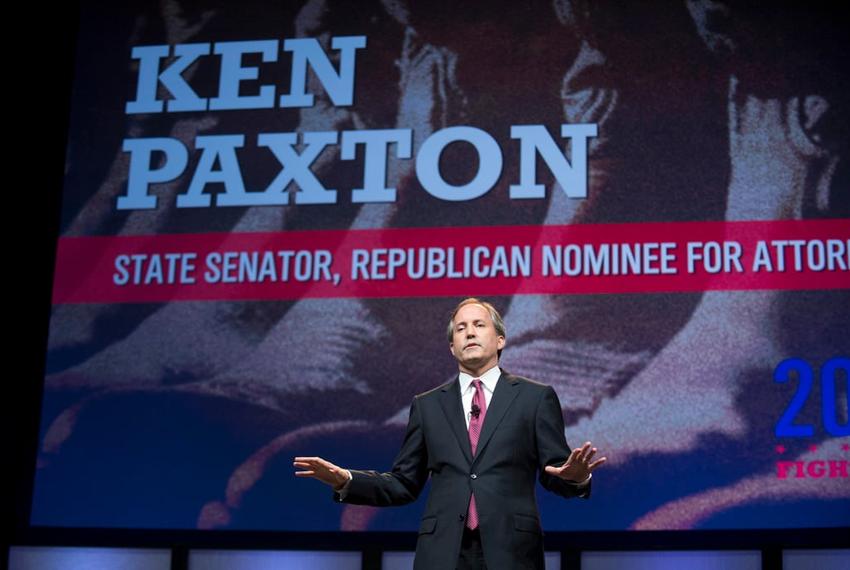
[
  {"left": 535, "top": 386, "right": 591, "bottom": 499},
  {"left": 333, "top": 396, "right": 430, "bottom": 506}
]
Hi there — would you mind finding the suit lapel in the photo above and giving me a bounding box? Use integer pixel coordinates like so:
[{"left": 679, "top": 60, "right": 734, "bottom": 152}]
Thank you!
[
  {"left": 439, "top": 377, "right": 474, "bottom": 465},
  {"left": 472, "top": 371, "right": 520, "bottom": 468}
]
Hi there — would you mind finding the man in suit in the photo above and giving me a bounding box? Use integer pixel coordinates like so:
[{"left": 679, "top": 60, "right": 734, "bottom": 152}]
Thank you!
[{"left": 294, "top": 298, "right": 606, "bottom": 569}]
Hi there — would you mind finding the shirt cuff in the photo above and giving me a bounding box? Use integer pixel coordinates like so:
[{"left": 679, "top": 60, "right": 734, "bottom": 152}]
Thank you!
[{"left": 334, "top": 469, "right": 353, "bottom": 499}]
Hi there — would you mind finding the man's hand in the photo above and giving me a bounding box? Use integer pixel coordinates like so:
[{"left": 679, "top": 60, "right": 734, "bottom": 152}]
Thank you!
[
  {"left": 293, "top": 456, "right": 351, "bottom": 490},
  {"left": 545, "top": 442, "right": 607, "bottom": 483}
]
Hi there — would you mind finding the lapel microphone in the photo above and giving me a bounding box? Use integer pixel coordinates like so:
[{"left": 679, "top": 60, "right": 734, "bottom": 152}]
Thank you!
[{"left": 471, "top": 404, "right": 481, "bottom": 418}]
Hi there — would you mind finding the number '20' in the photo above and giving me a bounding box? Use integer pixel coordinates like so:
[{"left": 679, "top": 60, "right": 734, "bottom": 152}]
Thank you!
[{"left": 774, "top": 357, "right": 850, "bottom": 437}]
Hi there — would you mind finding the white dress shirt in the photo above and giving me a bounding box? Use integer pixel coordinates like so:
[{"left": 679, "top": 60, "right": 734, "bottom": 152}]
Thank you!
[{"left": 458, "top": 365, "right": 501, "bottom": 428}]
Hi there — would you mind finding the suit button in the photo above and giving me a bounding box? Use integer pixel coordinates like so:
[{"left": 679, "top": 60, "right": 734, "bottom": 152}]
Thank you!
[
  {"left": 459, "top": 514, "right": 465, "bottom": 521},
  {"left": 470, "top": 473, "right": 478, "bottom": 479}
]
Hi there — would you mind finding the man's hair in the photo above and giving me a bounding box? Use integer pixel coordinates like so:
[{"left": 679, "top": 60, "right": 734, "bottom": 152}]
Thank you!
[{"left": 446, "top": 297, "right": 507, "bottom": 358}]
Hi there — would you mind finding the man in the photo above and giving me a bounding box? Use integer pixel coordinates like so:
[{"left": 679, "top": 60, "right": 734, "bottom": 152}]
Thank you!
[{"left": 294, "top": 298, "right": 606, "bottom": 569}]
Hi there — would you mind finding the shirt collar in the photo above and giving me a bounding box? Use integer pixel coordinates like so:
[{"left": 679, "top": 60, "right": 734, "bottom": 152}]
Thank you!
[{"left": 458, "top": 365, "right": 502, "bottom": 394}]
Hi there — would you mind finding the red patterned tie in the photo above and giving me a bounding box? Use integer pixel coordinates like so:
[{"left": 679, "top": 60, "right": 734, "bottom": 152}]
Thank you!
[{"left": 466, "top": 378, "right": 487, "bottom": 529}]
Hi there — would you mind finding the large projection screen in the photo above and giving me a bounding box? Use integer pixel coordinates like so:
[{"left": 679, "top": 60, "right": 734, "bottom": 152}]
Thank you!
[{"left": 34, "top": 0, "right": 848, "bottom": 532}]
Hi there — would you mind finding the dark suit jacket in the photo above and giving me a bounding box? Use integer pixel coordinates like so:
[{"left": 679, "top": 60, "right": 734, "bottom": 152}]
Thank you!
[{"left": 334, "top": 370, "right": 590, "bottom": 569}]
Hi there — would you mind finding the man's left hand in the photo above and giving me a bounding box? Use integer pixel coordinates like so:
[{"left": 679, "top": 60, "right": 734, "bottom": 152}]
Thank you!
[{"left": 545, "top": 441, "right": 607, "bottom": 483}]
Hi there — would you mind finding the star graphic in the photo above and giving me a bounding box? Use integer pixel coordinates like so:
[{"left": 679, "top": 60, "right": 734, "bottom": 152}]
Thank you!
[
  {"left": 842, "top": 444, "right": 850, "bottom": 452},
  {"left": 809, "top": 444, "right": 818, "bottom": 452},
  {"left": 775, "top": 445, "right": 786, "bottom": 454}
]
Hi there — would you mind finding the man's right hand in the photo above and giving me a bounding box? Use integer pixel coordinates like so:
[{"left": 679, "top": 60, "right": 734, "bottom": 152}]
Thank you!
[{"left": 293, "top": 456, "right": 352, "bottom": 491}]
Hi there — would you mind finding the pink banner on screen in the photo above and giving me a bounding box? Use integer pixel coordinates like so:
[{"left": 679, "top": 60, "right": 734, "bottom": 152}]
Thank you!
[{"left": 52, "top": 219, "right": 850, "bottom": 304}]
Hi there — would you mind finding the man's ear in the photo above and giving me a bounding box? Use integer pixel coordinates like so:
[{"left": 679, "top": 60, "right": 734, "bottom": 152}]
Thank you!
[{"left": 497, "top": 336, "right": 506, "bottom": 350}]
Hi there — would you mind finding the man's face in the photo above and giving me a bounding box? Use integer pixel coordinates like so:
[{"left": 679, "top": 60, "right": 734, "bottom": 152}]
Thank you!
[{"left": 449, "top": 303, "right": 505, "bottom": 375}]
